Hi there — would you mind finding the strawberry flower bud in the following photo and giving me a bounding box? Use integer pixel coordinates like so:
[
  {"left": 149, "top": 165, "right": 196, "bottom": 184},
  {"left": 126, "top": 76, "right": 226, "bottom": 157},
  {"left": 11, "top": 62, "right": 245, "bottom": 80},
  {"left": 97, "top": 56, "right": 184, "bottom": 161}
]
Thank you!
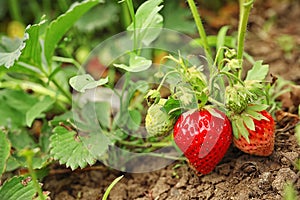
[
  {"left": 145, "top": 89, "right": 161, "bottom": 106},
  {"left": 225, "top": 85, "right": 249, "bottom": 114}
]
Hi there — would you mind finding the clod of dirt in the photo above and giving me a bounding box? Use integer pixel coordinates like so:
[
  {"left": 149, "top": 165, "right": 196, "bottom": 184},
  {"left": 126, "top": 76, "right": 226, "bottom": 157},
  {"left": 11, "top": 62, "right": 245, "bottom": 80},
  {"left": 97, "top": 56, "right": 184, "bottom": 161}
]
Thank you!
[
  {"left": 258, "top": 172, "right": 273, "bottom": 191},
  {"left": 280, "top": 151, "right": 299, "bottom": 166},
  {"left": 272, "top": 167, "right": 298, "bottom": 195},
  {"left": 55, "top": 191, "right": 75, "bottom": 200},
  {"left": 174, "top": 173, "right": 188, "bottom": 188},
  {"left": 151, "top": 177, "right": 170, "bottom": 197}
]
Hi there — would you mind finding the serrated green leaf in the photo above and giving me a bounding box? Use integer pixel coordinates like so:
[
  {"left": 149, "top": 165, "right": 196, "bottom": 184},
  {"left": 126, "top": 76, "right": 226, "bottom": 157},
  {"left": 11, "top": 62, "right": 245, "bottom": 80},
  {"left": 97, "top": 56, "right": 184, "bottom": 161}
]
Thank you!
[
  {"left": 0, "top": 34, "right": 28, "bottom": 69},
  {"left": 0, "top": 176, "right": 36, "bottom": 200},
  {"left": 20, "top": 20, "right": 46, "bottom": 67},
  {"left": 127, "top": 0, "right": 163, "bottom": 46},
  {"left": 236, "top": 117, "right": 250, "bottom": 143},
  {"left": 245, "top": 60, "right": 269, "bottom": 81},
  {"left": 44, "top": 0, "right": 100, "bottom": 64},
  {"left": 50, "top": 126, "right": 105, "bottom": 170},
  {"left": 26, "top": 96, "right": 54, "bottom": 127},
  {"left": 0, "top": 131, "right": 10, "bottom": 176},
  {"left": 114, "top": 54, "right": 152, "bottom": 72},
  {"left": 241, "top": 113, "right": 255, "bottom": 131},
  {"left": 69, "top": 74, "right": 108, "bottom": 92}
]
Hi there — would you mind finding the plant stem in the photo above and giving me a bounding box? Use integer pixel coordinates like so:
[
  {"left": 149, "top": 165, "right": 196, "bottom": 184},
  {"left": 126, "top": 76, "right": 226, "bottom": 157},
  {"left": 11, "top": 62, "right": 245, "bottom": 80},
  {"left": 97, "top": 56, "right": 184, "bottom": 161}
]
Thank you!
[
  {"left": 21, "top": 149, "right": 45, "bottom": 200},
  {"left": 52, "top": 79, "right": 72, "bottom": 103},
  {"left": 118, "top": 140, "right": 172, "bottom": 148},
  {"left": 102, "top": 175, "right": 124, "bottom": 200},
  {"left": 52, "top": 56, "right": 82, "bottom": 70},
  {"left": 0, "top": 80, "right": 70, "bottom": 104},
  {"left": 8, "top": 0, "right": 22, "bottom": 22},
  {"left": 157, "top": 70, "right": 179, "bottom": 91},
  {"left": 120, "top": 1, "right": 131, "bottom": 29},
  {"left": 187, "top": 0, "right": 212, "bottom": 65},
  {"left": 237, "top": 0, "right": 254, "bottom": 79},
  {"left": 125, "top": 0, "right": 137, "bottom": 53}
]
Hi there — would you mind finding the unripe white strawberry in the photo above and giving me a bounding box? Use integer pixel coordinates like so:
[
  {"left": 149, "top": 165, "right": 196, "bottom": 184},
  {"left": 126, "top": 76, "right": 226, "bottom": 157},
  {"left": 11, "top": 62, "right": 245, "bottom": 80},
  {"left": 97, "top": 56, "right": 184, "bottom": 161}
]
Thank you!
[{"left": 145, "top": 99, "right": 175, "bottom": 137}]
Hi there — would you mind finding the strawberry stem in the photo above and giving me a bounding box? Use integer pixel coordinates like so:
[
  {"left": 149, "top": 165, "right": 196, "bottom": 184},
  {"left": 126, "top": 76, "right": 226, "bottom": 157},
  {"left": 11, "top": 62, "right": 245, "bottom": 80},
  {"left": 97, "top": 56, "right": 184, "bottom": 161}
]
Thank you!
[
  {"left": 125, "top": 0, "right": 137, "bottom": 54},
  {"left": 187, "top": 0, "right": 213, "bottom": 65},
  {"left": 237, "top": 0, "right": 254, "bottom": 79},
  {"left": 157, "top": 70, "right": 179, "bottom": 91}
]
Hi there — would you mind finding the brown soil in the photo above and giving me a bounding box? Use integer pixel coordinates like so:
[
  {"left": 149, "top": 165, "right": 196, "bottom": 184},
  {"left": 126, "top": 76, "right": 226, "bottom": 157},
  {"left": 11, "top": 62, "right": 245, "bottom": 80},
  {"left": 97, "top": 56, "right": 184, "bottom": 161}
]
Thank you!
[{"left": 44, "top": 0, "right": 300, "bottom": 199}]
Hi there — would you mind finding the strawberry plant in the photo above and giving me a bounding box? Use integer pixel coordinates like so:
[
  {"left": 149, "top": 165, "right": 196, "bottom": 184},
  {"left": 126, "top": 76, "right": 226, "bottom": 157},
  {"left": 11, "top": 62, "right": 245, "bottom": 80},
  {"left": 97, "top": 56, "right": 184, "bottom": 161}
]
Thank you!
[{"left": 0, "top": 0, "right": 281, "bottom": 198}]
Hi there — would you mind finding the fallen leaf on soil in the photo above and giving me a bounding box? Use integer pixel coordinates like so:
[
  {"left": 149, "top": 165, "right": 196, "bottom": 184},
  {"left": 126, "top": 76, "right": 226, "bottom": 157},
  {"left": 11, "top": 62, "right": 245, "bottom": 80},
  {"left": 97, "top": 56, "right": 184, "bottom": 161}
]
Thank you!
[{"left": 275, "top": 110, "right": 300, "bottom": 128}]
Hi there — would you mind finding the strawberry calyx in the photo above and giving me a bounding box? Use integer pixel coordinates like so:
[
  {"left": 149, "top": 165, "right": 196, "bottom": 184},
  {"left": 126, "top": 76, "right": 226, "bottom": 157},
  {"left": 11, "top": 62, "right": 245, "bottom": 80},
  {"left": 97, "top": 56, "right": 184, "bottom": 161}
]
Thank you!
[{"left": 230, "top": 104, "right": 270, "bottom": 143}]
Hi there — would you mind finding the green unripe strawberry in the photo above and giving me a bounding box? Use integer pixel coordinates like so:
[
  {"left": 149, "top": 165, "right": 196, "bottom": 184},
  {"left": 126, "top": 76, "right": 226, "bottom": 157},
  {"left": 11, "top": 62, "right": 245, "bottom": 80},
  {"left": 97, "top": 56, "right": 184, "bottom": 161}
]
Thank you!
[{"left": 145, "top": 99, "right": 175, "bottom": 137}]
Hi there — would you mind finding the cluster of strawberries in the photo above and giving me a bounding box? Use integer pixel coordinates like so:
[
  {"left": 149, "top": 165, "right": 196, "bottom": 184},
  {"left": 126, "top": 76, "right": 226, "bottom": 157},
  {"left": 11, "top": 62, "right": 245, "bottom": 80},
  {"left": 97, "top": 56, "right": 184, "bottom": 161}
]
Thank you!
[{"left": 145, "top": 53, "right": 275, "bottom": 175}]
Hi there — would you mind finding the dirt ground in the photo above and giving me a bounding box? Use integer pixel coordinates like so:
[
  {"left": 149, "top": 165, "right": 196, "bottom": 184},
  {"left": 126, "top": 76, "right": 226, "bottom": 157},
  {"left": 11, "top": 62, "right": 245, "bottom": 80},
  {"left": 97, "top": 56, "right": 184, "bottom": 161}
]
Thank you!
[{"left": 44, "top": 0, "right": 300, "bottom": 199}]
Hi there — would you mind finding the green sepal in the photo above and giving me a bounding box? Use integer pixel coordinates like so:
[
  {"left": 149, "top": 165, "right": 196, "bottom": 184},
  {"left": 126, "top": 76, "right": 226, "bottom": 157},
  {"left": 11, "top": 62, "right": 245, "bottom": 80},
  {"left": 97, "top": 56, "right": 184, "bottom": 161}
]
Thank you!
[
  {"left": 206, "top": 107, "right": 223, "bottom": 119},
  {"left": 231, "top": 121, "right": 239, "bottom": 139},
  {"left": 144, "top": 89, "right": 161, "bottom": 105},
  {"left": 241, "top": 113, "right": 255, "bottom": 131},
  {"left": 246, "top": 104, "right": 269, "bottom": 112},
  {"left": 244, "top": 109, "right": 268, "bottom": 121},
  {"left": 236, "top": 117, "right": 250, "bottom": 143}
]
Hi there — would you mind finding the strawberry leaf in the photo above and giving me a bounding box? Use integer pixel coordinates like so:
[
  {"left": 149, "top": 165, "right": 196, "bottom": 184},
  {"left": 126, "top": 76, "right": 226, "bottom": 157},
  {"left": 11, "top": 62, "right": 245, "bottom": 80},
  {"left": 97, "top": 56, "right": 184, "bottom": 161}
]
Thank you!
[
  {"left": 127, "top": 0, "right": 163, "bottom": 46},
  {"left": 26, "top": 96, "right": 54, "bottom": 127},
  {"left": 114, "top": 54, "right": 152, "bottom": 72},
  {"left": 20, "top": 20, "right": 46, "bottom": 67},
  {"left": 0, "top": 176, "right": 36, "bottom": 200},
  {"left": 69, "top": 74, "right": 108, "bottom": 93},
  {"left": 0, "top": 34, "right": 28, "bottom": 69},
  {"left": 44, "top": 0, "right": 100, "bottom": 64},
  {"left": 245, "top": 60, "right": 269, "bottom": 81},
  {"left": 241, "top": 113, "right": 255, "bottom": 131},
  {"left": 0, "top": 130, "right": 10, "bottom": 177},
  {"left": 50, "top": 126, "right": 98, "bottom": 170}
]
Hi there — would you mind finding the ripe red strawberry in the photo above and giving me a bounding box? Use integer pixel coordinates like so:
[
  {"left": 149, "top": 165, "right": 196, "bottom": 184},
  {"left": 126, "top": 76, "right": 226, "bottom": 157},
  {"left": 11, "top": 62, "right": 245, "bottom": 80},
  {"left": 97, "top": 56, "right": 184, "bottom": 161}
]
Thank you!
[
  {"left": 173, "top": 109, "right": 232, "bottom": 175},
  {"left": 233, "top": 110, "right": 275, "bottom": 156}
]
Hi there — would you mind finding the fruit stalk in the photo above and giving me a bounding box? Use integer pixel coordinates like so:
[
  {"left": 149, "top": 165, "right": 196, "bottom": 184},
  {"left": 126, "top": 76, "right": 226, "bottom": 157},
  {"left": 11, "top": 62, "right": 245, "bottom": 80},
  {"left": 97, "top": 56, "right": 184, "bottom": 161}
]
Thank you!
[
  {"left": 187, "top": 0, "right": 213, "bottom": 65},
  {"left": 237, "top": 0, "right": 255, "bottom": 79}
]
